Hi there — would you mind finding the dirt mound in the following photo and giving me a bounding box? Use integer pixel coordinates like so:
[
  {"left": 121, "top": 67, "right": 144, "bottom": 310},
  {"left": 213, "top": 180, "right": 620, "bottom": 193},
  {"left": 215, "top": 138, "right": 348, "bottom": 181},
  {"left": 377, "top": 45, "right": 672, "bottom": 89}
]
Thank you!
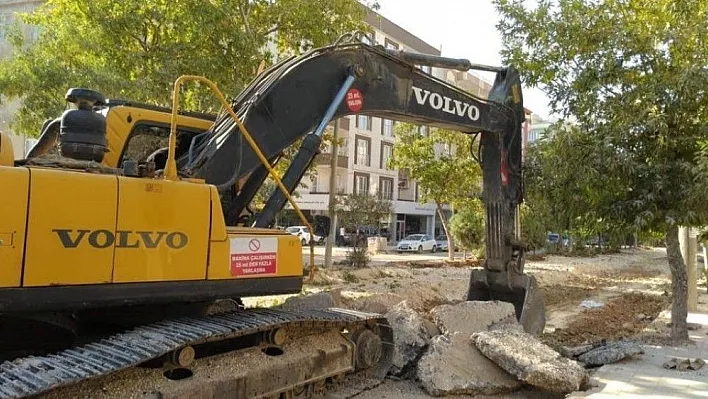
[
  {"left": 542, "top": 293, "right": 670, "bottom": 348},
  {"left": 541, "top": 285, "right": 596, "bottom": 307}
]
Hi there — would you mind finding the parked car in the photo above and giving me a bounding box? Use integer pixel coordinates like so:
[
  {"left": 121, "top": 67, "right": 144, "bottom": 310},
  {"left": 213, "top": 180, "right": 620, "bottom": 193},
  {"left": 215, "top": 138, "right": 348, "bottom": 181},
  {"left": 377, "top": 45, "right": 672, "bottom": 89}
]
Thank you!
[
  {"left": 435, "top": 234, "right": 459, "bottom": 251},
  {"left": 285, "top": 226, "right": 323, "bottom": 245},
  {"left": 397, "top": 234, "right": 437, "bottom": 253}
]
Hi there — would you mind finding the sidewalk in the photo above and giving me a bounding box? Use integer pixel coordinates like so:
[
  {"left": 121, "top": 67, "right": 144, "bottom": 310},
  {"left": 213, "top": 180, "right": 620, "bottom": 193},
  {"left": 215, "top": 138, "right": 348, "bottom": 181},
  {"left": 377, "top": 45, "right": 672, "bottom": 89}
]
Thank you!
[{"left": 570, "top": 299, "right": 708, "bottom": 398}]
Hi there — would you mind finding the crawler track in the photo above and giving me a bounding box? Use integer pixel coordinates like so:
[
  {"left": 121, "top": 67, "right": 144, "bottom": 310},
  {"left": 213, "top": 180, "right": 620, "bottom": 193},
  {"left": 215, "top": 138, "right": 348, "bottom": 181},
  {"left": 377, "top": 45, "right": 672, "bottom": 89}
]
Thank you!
[{"left": 0, "top": 307, "right": 393, "bottom": 399}]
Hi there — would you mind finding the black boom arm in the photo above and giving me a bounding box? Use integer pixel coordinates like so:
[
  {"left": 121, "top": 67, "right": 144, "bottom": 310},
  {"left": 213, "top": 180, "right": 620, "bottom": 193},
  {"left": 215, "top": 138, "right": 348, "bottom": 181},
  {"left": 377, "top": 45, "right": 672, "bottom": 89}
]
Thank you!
[{"left": 179, "top": 40, "right": 527, "bottom": 274}]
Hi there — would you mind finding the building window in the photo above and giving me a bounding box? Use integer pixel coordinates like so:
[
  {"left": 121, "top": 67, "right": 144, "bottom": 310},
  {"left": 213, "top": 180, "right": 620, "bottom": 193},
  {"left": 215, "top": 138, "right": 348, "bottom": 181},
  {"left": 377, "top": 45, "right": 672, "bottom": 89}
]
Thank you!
[
  {"left": 385, "top": 38, "right": 399, "bottom": 50},
  {"left": 379, "top": 177, "right": 394, "bottom": 200},
  {"left": 356, "top": 115, "right": 371, "bottom": 130},
  {"left": 382, "top": 118, "right": 394, "bottom": 137},
  {"left": 336, "top": 175, "right": 346, "bottom": 193},
  {"left": 338, "top": 137, "right": 349, "bottom": 156},
  {"left": 354, "top": 173, "right": 370, "bottom": 195},
  {"left": 310, "top": 174, "right": 318, "bottom": 193},
  {"left": 381, "top": 143, "right": 393, "bottom": 170},
  {"left": 355, "top": 136, "right": 370, "bottom": 166}
]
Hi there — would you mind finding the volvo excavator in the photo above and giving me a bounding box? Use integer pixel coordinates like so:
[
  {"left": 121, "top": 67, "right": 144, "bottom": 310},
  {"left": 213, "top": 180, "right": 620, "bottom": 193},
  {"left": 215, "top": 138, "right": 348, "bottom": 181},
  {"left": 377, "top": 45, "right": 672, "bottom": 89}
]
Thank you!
[{"left": 0, "top": 35, "right": 545, "bottom": 398}]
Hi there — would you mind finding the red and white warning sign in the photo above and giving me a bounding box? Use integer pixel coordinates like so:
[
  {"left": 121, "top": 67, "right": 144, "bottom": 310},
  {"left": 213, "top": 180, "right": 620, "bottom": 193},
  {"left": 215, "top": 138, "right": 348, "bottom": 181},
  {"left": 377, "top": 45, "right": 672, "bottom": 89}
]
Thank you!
[
  {"left": 230, "top": 237, "right": 278, "bottom": 277},
  {"left": 345, "top": 88, "right": 364, "bottom": 112}
]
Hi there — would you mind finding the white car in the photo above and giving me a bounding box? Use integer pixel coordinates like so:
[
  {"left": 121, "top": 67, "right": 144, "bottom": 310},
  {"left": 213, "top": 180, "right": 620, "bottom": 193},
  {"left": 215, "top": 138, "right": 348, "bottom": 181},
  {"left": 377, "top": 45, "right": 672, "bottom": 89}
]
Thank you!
[
  {"left": 397, "top": 234, "right": 437, "bottom": 253},
  {"left": 285, "top": 226, "right": 322, "bottom": 245}
]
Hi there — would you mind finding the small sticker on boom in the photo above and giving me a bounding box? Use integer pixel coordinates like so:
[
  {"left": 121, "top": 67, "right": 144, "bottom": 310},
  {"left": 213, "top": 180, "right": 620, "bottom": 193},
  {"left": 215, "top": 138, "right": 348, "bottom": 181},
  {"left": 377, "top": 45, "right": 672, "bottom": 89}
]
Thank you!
[
  {"left": 345, "top": 88, "right": 364, "bottom": 112},
  {"left": 230, "top": 237, "right": 278, "bottom": 277}
]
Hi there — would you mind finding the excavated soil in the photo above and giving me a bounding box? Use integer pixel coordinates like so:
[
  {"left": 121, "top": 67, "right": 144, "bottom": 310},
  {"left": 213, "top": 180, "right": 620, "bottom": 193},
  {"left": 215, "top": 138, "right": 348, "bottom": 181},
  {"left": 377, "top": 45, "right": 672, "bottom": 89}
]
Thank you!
[{"left": 542, "top": 292, "right": 671, "bottom": 348}]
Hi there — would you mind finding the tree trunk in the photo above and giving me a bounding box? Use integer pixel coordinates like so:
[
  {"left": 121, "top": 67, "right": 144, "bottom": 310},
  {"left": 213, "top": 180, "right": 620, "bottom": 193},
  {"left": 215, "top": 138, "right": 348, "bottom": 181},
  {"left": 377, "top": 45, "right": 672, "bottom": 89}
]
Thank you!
[
  {"left": 665, "top": 224, "right": 689, "bottom": 343},
  {"left": 436, "top": 202, "right": 454, "bottom": 261}
]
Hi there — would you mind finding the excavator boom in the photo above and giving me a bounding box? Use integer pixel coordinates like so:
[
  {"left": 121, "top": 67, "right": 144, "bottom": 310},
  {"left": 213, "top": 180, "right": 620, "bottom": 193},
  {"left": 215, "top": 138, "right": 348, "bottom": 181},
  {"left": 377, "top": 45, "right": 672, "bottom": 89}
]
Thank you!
[{"left": 179, "top": 40, "right": 543, "bottom": 333}]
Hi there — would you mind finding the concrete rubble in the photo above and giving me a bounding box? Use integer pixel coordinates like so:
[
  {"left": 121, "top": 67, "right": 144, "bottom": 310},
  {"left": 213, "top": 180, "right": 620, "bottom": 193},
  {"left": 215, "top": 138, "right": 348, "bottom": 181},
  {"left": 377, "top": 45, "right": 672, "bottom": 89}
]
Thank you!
[
  {"left": 663, "top": 357, "right": 706, "bottom": 371},
  {"left": 576, "top": 340, "right": 644, "bottom": 366},
  {"left": 430, "top": 300, "right": 518, "bottom": 336},
  {"left": 417, "top": 332, "right": 522, "bottom": 397},
  {"left": 415, "top": 301, "right": 528, "bottom": 396},
  {"left": 384, "top": 301, "right": 436, "bottom": 377},
  {"left": 472, "top": 330, "right": 589, "bottom": 393}
]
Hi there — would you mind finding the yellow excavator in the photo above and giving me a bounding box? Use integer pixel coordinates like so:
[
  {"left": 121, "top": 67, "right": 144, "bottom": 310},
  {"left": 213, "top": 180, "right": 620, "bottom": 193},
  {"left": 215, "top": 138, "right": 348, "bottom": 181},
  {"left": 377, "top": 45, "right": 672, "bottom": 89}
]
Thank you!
[{"left": 0, "top": 36, "right": 545, "bottom": 398}]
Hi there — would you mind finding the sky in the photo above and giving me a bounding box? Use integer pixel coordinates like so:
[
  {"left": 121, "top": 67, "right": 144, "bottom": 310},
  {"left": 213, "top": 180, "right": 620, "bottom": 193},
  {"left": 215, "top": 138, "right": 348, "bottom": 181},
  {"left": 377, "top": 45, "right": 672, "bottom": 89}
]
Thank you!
[{"left": 375, "top": 0, "right": 555, "bottom": 120}]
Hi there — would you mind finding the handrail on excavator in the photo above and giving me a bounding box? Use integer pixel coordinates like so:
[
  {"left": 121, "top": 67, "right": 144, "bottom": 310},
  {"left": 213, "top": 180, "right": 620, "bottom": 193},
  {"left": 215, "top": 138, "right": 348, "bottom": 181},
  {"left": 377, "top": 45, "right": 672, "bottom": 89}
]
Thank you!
[{"left": 164, "top": 75, "right": 317, "bottom": 281}]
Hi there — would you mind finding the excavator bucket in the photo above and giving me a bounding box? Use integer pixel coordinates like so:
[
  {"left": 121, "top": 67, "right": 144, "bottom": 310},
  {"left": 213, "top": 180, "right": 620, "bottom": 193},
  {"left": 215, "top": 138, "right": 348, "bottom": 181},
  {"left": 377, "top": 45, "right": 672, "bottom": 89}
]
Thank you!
[{"left": 466, "top": 269, "right": 546, "bottom": 336}]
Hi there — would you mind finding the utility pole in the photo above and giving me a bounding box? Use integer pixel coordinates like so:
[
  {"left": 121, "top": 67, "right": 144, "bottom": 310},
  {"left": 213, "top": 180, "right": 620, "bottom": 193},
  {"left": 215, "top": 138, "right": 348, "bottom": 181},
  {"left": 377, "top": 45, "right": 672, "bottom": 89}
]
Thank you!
[{"left": 324, "top": 121, "right": 339, "bottom": 268}]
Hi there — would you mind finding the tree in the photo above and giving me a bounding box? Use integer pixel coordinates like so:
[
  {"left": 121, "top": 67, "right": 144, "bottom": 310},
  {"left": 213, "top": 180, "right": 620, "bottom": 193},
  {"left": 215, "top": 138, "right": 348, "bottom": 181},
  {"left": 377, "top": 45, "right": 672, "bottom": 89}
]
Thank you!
[
  {"left": 388, "top": 123, "right": 482, "bottom": 260},
  {"left": 449, "top": 199, "right": 485, "bottom": 258},
  {"left": 495, "top": 0, "right": 708, "bottom": 342},
  {"left": 336, "top": 192, "right": 393, "bottom": 267},
  {"left": 523, "top": 123, "right": 634, "bottom": 253},
  {"left": 0, "top": 0, "right": 374, "bottom": 136}
]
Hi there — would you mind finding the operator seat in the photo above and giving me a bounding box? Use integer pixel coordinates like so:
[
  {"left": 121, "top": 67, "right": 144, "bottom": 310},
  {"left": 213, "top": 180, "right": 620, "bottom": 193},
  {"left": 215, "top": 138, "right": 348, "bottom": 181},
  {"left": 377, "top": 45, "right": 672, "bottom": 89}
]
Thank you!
[{"left": 146, "top": 146, "right": 169, "bottom": 171}]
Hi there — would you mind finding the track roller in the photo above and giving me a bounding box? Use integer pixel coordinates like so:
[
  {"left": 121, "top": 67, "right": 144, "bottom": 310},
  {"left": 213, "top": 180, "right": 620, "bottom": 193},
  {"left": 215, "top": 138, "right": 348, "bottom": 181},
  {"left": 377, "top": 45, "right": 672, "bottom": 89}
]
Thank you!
[{"left": 165, "top": 345, "right": 196, "bottom": 368}]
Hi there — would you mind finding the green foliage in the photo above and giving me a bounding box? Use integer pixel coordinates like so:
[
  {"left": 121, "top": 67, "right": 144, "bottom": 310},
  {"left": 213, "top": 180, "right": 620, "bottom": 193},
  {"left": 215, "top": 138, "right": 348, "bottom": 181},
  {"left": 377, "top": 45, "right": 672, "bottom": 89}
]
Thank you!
[
  {"left": 389, "top": 122, "right": 482, "bottom": 259},
  {"left": 495, "top": 0, "right": 708, "bottom": 231},
  {"left": 519, "top": 204, "right": 547, "bottom": 253},
  {"left": 522, "top": 123, "right": 634, "bottom": 252},
  {"left": 0, "top": 0, "right": 372, "bottom": 136},
  {"left": 389, "top": 123, "right": 481, "bottom": 207},
  {"left": 449, "top": 199, "right": 485, "bottom": 252},
  {"left": 335, "top": 192, "right": 392, "bottom": 268},
  {"left": 344, "top": 246, "right": 370, "bottom": 268},
  {"left": 495, "top": 0, "right": 708, "bottom": 340},
  {"left": 336, "top": 192, "right": 393, "bottom": 232}
]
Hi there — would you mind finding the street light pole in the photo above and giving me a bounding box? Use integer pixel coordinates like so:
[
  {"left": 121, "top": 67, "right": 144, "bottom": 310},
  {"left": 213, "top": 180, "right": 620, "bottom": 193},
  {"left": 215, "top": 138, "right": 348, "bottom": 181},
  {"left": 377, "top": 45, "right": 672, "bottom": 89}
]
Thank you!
[{"left": 324, "top": 121, "right": 339, "bottom": 268}]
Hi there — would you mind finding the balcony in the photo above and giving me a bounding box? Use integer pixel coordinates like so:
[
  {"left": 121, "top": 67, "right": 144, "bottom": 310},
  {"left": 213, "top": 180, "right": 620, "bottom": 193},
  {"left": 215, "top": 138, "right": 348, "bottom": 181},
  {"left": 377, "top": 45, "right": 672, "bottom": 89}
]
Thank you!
[{"left": 315, "top": 153, "right": 349, "bottom": 168}]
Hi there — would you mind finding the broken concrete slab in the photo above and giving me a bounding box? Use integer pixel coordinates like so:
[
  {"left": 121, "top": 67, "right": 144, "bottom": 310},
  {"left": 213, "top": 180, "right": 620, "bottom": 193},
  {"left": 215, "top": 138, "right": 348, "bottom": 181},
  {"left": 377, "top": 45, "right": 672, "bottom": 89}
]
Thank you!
[
  {"left": 280, "top": 292, "right": 336, "bottom": 311},
  {"left": 430, "top": 300, "right": 518, "bottom": 336},
  {"left": 577, "top": 340, "right": 644, "bottom": 366},
  {"left": 560, "top": 344, "right": 594, "bottom": 359},
  {"left": 385, "top": 301, "right": 433, "bottom": 377},
  {"left": 417, "top": 332, "right": 522, "bottom": 397},
  {"left": 472, "top": 330, "right": 589, "bottom": 393}
]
